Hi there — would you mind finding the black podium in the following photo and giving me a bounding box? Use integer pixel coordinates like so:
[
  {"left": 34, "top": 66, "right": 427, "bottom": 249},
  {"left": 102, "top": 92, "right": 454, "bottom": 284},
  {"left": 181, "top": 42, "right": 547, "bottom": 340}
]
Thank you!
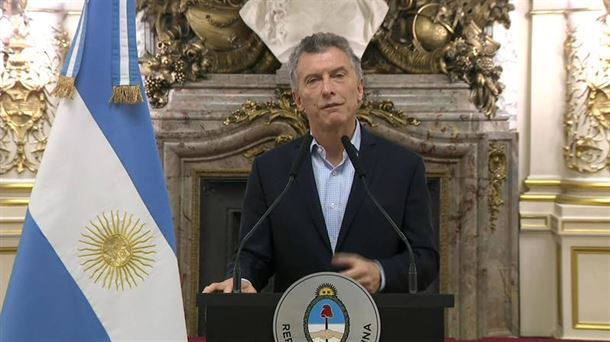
[{"left": 198, "top": 293, "right": 453, "bottom": 342}]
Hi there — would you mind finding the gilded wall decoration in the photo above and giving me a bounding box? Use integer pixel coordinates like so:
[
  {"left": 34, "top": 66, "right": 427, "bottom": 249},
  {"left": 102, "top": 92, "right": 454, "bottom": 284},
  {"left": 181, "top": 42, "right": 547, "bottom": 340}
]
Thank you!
[
  {"left": 488, "top": 142, "right": 506, "bottom": 231},
  {"left": 0, "top": 4, "right": 69, "bottom": 175},
  {"left": 563, "top": 8, "right": 610, "bottom": 173},
  {"left": 358, "top": 98, "right": 421, "bottom": 128},
  {"left": 442, "top": 23, "right": 503, "bottom": 117},
  {"left": 366, "top": 0, "right": 512, "bottom": 118},
  {"left": 224, "top": 89, "right": 420, "bottom": 158},
  {"left": 224, "top": 89, "right": 309, "bottom": 137},
  {"left": 137, "top": 0, "right": 280, "bottom": 107},
  {"left": 138, "top": 0, "right": 512, "bottom": 117}
]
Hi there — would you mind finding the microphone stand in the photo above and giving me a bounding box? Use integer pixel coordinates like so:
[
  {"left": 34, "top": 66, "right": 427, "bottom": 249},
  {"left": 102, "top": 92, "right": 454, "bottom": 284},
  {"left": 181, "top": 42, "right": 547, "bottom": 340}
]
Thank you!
[{"left": 340, "top": 136, "right": 418, "bottom": 294}]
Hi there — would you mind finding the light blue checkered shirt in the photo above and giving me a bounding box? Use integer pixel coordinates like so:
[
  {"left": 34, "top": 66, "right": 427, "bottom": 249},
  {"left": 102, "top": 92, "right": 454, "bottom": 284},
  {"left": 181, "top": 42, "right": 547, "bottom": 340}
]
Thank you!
[
  {"left": 310, "top": 124, "right": 360, "bottom": 252},
  {"left": 310, "top": 123, "right": 386, "bottom": 290}
]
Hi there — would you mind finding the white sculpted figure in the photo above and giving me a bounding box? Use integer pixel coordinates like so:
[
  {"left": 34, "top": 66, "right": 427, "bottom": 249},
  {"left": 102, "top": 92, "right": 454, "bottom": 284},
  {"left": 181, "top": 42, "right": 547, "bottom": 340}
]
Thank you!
[{"left": 240, "top": 0, "right": 389, "bottom": 62}]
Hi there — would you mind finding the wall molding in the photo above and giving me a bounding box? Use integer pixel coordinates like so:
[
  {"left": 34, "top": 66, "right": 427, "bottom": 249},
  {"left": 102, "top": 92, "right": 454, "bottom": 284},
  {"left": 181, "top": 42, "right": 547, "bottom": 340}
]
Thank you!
[
  {"left": 529, "top": 8, "right": 606, "bottom": 16},
  {"left": 0, "top": 199, "right": 29, "bottom": 206},
  {"left": 524, "top": 179, "right": 610, "bottom": 191},
  {"left": 571, "top": 247, "right": 610, "bottom": 331},
  {"left": 520, "top": 214, "right": 550, "bottom": 231},
  {"left": 0, "top": 183, "right": 34, "bottom": 191}
]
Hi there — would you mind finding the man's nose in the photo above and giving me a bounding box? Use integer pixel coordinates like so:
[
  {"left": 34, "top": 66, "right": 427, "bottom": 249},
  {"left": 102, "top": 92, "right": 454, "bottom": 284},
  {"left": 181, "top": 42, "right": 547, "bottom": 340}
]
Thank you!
[{"left": 321, "top": 76, "right": 335, "bottom": 96}]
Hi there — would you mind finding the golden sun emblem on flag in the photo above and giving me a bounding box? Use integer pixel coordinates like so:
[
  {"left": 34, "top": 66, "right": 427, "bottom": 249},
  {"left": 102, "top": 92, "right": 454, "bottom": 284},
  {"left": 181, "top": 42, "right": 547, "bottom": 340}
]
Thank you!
[{"left": 78, "top": 211, "right": 156, "bottom": 290}]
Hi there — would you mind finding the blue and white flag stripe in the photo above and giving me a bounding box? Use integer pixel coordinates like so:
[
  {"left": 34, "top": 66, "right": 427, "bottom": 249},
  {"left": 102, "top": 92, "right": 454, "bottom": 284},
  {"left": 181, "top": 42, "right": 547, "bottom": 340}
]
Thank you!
[
  {"left": 1, "top": 212, "right": 110, "bottom": 341},
  {"left": 26, "top": 92, "right": 186, "bottom": 341},
  {"left": 112, "top": 0, "right": 140, "bottom": 87},
  {"left": 60, "top": 0, "right": 89, "bottom": 79}
]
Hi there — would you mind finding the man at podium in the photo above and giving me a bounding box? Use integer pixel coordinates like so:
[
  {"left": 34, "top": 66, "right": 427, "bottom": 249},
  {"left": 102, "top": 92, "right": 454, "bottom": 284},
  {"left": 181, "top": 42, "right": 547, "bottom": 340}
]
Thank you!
[{"left": 203, "top": 33, "right": 438, "bottom": 294}]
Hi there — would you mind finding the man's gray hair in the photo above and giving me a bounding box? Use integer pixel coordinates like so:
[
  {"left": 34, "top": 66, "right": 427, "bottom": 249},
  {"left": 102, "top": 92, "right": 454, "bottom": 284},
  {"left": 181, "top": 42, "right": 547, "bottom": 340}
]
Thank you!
[{"left": 288, "top": 32, "right": 363, "bottom": 91}]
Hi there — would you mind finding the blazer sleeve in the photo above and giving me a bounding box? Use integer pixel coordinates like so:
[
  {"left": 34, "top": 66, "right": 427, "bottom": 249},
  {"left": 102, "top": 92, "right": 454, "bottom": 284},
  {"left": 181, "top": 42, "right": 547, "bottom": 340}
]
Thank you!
[
  {"left": 226, "top": 158, "right": 275, "bottom": 291},
  {"left": 378, "top": 155, "right": 439, "bottom": 292}
]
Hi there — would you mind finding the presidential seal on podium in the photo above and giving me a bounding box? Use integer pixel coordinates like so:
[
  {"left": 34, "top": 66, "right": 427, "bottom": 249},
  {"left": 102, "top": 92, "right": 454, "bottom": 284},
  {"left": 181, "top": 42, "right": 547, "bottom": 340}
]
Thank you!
[{"left": 273, "top": 272, "right": 380, "bottom": 342}]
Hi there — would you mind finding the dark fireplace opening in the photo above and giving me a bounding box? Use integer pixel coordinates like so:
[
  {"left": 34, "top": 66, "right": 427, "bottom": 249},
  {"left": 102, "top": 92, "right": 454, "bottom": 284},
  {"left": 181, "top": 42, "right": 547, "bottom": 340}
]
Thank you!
[{"left": 198, "top": 178, "right": 246, "bottom": 290}]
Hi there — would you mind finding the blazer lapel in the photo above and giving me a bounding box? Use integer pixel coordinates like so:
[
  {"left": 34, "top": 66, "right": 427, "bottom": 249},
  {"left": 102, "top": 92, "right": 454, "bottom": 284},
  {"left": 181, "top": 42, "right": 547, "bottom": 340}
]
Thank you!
[
  {"left": 295, "top": 145, "right": 333, "bottom": 253},
  {"left": 336, "top": 127, "right": 379, "bottom": 250}
]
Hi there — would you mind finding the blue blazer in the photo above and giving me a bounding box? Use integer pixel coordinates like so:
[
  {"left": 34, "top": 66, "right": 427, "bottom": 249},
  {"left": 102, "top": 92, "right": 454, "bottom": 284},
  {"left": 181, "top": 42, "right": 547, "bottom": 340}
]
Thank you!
[{"left": 236, "top": 127, "right": 439, "bottom": 292}]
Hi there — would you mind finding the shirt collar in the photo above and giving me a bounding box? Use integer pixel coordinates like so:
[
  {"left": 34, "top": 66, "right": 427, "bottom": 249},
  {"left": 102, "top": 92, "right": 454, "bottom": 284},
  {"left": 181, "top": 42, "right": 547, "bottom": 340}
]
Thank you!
[{"left": 309, "top": 120, "right": 362, "bottom": 156}]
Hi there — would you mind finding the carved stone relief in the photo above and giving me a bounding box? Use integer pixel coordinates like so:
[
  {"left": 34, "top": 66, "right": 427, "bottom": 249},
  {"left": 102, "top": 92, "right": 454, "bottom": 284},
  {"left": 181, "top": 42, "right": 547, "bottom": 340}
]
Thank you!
[
  {"left": 564, "top": 7, "right": 610, "bottom": 173},
  {"left": 0, "top": 1, "right": 69, "bottom": 175},
  {"left": 137, "top": 0, "right": 279, "bottom": 107},
  {"left": 137, "top": 0, "right": 513, "bottom": 118},
  {"left": 488, "top": 142, "right": 507, "bottom": 231},
  {"left": 365, "top": 0, "right": 512, "bottom": 118}
]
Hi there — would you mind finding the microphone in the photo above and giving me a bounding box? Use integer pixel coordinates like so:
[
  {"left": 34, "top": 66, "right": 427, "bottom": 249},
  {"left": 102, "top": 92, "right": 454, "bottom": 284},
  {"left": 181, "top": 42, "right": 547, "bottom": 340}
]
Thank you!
[
  {"left": 232, "top": 134, "right": 313, "bottom": 293},
  {"left": 340, "top": 136, "right": 419, "bottom": 294}
]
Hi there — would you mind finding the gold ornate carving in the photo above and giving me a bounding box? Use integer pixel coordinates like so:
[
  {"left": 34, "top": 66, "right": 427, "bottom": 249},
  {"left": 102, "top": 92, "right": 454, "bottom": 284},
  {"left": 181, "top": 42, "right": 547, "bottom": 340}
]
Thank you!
[
  {"left": 224, "top": 89, "right": 308, "bottom": 136},
  {"left": 442, "top": 22, "right": 503, "bottom": 118},
  {"left": 137, "top": 0, "right": 279, "bottom": 108},
  {"left": 243, "top": 139, "right": 284, "bottom": 161},
  {"left": 224, "top": 90, "right": 306, "bottom": 160},
  {"left": 488, "top": 142, "right": 506, "bottom": 231},
  {"left": 358, "top": 99, "right": 421, "bottom": 128},
  {"left": 563, "top": 9, "right": 610, "bottom": 173},
  {"left": 368, "top": 2, "right": 452, "bottom": 74},
  {"left": 0, "top": 6, "right": 68, "bottom": 175},
  {"left": 138, "top": 0, "right": 513, "bottom": 117},
  {"left": 366, "top": 0, "right": 514, "bottom": 118}
]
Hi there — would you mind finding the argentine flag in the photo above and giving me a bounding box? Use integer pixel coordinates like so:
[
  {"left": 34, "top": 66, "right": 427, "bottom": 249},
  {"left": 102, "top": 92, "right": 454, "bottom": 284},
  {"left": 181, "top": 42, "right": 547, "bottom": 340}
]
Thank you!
[{"left": 0, "top": 0, "right": 187, "bottom": 341}]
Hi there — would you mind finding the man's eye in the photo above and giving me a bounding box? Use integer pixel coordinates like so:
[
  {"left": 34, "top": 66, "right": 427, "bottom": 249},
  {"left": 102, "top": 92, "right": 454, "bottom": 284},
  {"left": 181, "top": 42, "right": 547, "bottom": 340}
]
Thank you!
[{"left": 305, "top": 78, "right": 319, "bottom": 85}]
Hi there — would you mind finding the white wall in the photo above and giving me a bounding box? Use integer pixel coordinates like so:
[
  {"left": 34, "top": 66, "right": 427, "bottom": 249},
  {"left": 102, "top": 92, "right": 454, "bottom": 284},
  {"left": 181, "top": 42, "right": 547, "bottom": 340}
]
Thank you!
[{"left": 519, "top": 0, "right": 610, "bottom": 339}]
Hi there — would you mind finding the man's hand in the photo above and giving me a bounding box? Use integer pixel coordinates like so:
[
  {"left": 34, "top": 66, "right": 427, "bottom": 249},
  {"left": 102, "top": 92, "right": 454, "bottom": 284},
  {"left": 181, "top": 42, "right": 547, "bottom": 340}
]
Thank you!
[
  {"left": 332, "top": 253, "right": 381, "bottom": 294},
  {"left": 202, "top": 278, "right": 257, "bottom": 294}
]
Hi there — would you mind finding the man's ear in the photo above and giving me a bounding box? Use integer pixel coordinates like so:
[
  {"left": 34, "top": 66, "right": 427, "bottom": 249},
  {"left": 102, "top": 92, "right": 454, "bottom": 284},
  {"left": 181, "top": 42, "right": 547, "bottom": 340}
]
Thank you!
[
  {"left": 293, "top": 91, "right": 303, "bottom": 111},
  {"left": 357, "top": 79, "right": 364, "bottom": 102}
]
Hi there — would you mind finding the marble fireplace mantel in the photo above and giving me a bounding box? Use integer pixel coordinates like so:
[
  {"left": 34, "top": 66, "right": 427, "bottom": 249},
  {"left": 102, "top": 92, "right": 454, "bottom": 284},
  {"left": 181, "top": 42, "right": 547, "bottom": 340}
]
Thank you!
[{"left": 150, "top": 73, "right": 519, "bottom": 339}]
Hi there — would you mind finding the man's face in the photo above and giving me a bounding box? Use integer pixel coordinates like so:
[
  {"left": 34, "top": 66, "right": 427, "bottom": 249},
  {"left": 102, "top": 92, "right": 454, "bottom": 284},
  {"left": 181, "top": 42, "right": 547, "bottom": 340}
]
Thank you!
[{"left": 293, "top": 47, "right": 364, "bottom": 133}]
